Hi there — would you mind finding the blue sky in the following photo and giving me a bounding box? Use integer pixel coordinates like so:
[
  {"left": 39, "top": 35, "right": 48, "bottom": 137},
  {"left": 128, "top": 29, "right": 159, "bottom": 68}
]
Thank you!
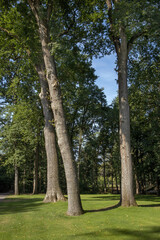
[{"left": 92, "top": 54, "right": 118, "bottom": 105}]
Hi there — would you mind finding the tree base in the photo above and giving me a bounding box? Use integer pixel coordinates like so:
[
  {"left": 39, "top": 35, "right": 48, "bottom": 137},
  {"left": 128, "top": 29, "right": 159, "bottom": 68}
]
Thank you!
[
  {"left": 43, "top": 192, "right": 66, "bottom": 203},
  {"left": 67, "top": 209, "right": 84, "bottom": 216},
  {"left": 121, "top": 199, "right": 138, "bottom": 207}
]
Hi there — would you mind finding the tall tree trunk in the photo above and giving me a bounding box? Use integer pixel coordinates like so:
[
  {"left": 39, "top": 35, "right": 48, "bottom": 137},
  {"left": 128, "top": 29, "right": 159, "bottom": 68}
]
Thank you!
[
  {"left": 38, "top": 155, "right": 41, "bottom": 193},
  {"left": 156, "top": 177, "right": 160, "bottom": 196},
  {"left": 14, "top": 163, "right": 19, "bottom": 195},
  {"left": 77, "top": 128, "right": 83, "bottom": 181},
  {"left": 35, "top": 63, "right": 65, "bottom": 202},
  {"left": 111, "top": 172, "right": 114, "bottom": 194},
  {"left": 107, "top": 173, "right": 110, "bottom": 190},
  {"left": 28, "top": 2, "right": 83, "bottom": 215},
  {"left": 135, "top": 173, "right": 140, "bottom": 195},
  {"left": 115, "top": 175, "right": 119, "bottom": 194},
  {"left": 106, "top": 0, "right": 137, "bottom": 207},
  {"left": 39, "top": 166, "right": 41, "bottom": 193},
  {"left": 33, "top": 144, "right": 39, "bottom": 194},
  {"left": 23, "top": 169, "right": 26, "bottom": 194},
  {"left": 39, "top": 25, "right": 83, "bottom": 215},
  {"left": 141, "top": 158, "right": 146, "bottom": 194},
  {"left": 118, "top": 28, "right": 137, "bottom": 206},
  {"left": 103, "top": 154, "right": 107, "bottom": 193},
  {"left": 134, "top": 150, "right": 140, "bottom": 194}
]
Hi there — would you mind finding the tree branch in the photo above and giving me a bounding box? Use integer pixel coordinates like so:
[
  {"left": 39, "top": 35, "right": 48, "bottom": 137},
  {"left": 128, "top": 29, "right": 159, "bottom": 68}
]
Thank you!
[
  {"left": 105, "top": 0, "right": 120, "bottom": 54},
  {"left": 27, "top": 0, "right": 40, "bottom": 23},
  {"left": 0, "top": 26, "right": 31, "bottom": 56},
  {"left": 57, "top": 12, "right": 75, "bottom": 38},
  {"left": 106, "top": 0, "right": 112, "bottom": 10},
  {"left": 57, "top": 22, "right": 74, "bottom": 38},
  {"left": 127, "top": 30, "right": 146, "bottom": 52},
  {"left": 0, "top": 26, "right": 19, "bottom": 39},
  {"left": 112, "top": 0, "right": 119, "bottom": 3},
  {"left": 47, "top": 0, "right": 54, "bottom": 23}
]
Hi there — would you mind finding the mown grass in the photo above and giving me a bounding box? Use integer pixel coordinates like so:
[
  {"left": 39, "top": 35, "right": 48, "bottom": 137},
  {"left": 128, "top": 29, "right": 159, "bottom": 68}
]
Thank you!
[{"left": 0, "top": 194, "right": 160, "bottom": 240}]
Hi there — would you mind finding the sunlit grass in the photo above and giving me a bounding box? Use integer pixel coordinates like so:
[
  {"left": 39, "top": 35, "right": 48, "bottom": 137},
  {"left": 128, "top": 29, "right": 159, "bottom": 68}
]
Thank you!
[{"left": 0, "top": 194, "right": 160, "bottom": 240}]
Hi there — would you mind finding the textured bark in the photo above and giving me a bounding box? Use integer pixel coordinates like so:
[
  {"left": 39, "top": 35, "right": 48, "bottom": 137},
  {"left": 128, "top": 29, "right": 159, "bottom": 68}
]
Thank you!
[
  {"left": 157, "top": 177, "right": 160, "bottom": 196},
  {"left": 14, "top": 164, "right": 19, "bottom": 195},
  {"left": 111, "top": 172, "right": 114, "bottom": 194},
  {"left": 28, "top": 1, "right": 83, "bottom": 215},
  {"left": 23, "top": 169, "right": 26, "bottom": 194},
  {"left": 33, "top": 145, "right": 39, "bottom": 194},
  {"left": 77, "top": 129, "right": 83, "bottom": 181},
  {"left": 35, "top": 63, "right": 65, "bottom": 202},
  {"left": 135, "top": 173, "right": 140, "bottom": 195},
  {"left": 115, "top": 176, "right": 119, "bottom": 194},
  {"left": 103, "top": 154, "right": 107, "bottom": 193},
  {"left": 38, "top": 167, "right": 41, "bottom": 193},
  {"left": 118, "top": 28, "right": 137, "bottom": 206}
]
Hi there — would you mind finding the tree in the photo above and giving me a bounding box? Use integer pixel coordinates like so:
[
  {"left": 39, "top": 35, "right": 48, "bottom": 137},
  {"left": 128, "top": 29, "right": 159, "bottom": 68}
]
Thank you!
[
  {"left": 103, "top": 0, "right": 158, "bottom": 206},
  {"left": 36, "top": 63, "right": 65, "bottom": 202},
  {"left": 0, "top": 34, "right": 44, "bottom": 194},
  {"left": 0, "top": 100, "right": 42, "bottom": 195},
  {"left": 128, "top": 36, "right": 160, "bottom": 195},
  {"left": 0, "top": 3, "right": 65, "bottom": 201},
  {"left": 72, "top": 0, "right": 159, "bottom": 205},
  {"left": 104, "top": 0, "right": 144, "bottom": 206},
  {"left": 27, "top": 0, "right": 83, "bottom": 216}
]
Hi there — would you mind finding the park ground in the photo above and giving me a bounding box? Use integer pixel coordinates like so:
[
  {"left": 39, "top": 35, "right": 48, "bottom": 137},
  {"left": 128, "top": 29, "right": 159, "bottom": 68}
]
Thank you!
[{"left": 0, "top": 194, "right": 160, "bottom": 240}]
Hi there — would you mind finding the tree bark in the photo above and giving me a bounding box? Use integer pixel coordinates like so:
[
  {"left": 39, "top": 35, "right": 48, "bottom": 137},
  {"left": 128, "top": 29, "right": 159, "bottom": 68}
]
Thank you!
[
  {"left": 77, "top": 128, "right": 83, "bottom": 181},
  {"left": 156, "top": 177, "right": 160, "bottom": 196},
  {"left": 23, "top": 169, "right": 26, "bottom": 194},
  {"left": 14, "top": 163, "right": 19, "bottom": 195},
  {"left": 39, "top": 170, "right": 41, "bottom": 193},
  {"left": 118, "top": 28, "right": 137, "bottom": 206},
  {"left": 35, "top": 63, "right": 65, "bottom": 202},
  {"left": 115, "top": 175, "right": 119, "bottom": 194},
  {"left": 103, "top": 154, "right": 107, "bottom": 193},
  {"left": 111, "top": 172, "right": 114, "bottom": 194},
  {"left": 33, "top": 144, "right": 39, "bottom": 194},
  {"left": 135, "top": 173, "right": 140, "bottom": 195},
  {"left": 28, "top": 1, "right": 83, "bottom": 215}
]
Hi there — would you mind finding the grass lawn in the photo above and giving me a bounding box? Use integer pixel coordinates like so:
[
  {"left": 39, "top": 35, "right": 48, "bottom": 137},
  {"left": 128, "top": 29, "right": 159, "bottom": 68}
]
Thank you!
[{"left": 0, "top": 194, "right": 160, "bottom": 240}]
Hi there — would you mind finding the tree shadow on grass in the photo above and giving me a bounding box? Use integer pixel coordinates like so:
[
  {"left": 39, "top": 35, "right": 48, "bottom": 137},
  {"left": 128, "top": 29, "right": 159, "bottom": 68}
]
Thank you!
[
  {"left": 85, "top": 202, "right": 121, "bottom": 213},
  {"left": 85, "top": 202, "right": 160, "bottom": 213},
  {"left": 84, "top": 195, "right": 160, "bottom": 213},
  {"left": 136, "top": 195, "right": 160, "bottom": 208},
  {"left": 73, "top": 226, "right": 160, "bottom": 240},
  {"left": 136, "top": 195, "right": 160, "bottom": 203},
  {"left": 82, "top": 195, "right": 120, "bottom": 201},
  {"left": 83, "top": 194, "right": 160, "bottom": 202},
  {"left": 138, "top": 204, "right": 160, "bottom": 207},
  {"left": 0, "top": 197, "right": 44, "bottom": 215}
]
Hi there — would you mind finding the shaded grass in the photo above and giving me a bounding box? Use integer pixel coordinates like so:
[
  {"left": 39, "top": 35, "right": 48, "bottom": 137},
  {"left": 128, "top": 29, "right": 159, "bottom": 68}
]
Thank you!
[{"left": 0, "top": 194, "right": 160, "bottom": 240}]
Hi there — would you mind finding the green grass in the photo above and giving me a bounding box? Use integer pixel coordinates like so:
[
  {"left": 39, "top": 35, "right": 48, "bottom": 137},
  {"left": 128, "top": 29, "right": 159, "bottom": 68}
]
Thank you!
[{"left": 0, "top": 194, "right": 160, "bottom": 240}]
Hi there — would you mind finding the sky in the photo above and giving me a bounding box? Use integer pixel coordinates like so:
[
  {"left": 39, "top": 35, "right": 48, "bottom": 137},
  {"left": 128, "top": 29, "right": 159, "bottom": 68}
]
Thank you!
[{"left": 92, "top": 54, "right": 118, "bottom": 105}]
